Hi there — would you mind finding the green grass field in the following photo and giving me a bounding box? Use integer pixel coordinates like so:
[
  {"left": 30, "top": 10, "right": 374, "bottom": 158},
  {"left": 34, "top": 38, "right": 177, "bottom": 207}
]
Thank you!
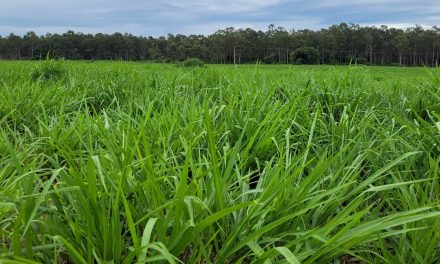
[{"left": 1, "top": 61, "right": 440, "bottom": 263}]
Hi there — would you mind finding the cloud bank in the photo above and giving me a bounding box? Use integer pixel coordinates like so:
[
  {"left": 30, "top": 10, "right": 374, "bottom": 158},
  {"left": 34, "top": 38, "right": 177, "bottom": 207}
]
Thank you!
[{"left": 0, "top": 0, "right": 439, "bottom": 36}]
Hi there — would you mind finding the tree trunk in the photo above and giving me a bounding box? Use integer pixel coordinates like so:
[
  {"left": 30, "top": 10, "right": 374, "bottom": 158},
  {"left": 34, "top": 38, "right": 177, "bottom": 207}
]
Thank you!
[
  {"left": 278, "top": 47, "right": 281, "bottom": 63},
  {"left": 413, "top": 52, "right": 416, "bottom": 67}
]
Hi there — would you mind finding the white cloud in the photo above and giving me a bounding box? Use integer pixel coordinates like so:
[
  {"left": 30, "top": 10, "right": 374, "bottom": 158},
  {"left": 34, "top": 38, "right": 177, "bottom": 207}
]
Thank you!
[
  {"left": 0, "top": 0, "right": 438, "bottom": 36},
  {"left": 167, "top": 0, "right": 283, "bottom": 12}
]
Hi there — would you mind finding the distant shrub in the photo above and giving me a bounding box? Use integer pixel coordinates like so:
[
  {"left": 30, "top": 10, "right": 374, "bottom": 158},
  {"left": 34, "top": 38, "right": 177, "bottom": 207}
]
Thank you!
[
  {"left": 263, "top": 52, "right": 278, "bottom": 64},
  {"left": 290, "top": 47, "right": 320, "bottom": 65},
  {"left": 346, "top": 56, "right": 368, "bottom": 65},
  {"left": 30, "top": 59, "right": 67, "bottom": 82},
  {"left": 181, "top": 58, "right": 206, "bottom": 68}
]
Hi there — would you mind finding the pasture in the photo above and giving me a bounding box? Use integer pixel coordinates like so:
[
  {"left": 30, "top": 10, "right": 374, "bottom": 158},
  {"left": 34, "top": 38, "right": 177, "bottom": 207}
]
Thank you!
[{"left": 1, "top": 61, "right": 440, "bottom": 263}]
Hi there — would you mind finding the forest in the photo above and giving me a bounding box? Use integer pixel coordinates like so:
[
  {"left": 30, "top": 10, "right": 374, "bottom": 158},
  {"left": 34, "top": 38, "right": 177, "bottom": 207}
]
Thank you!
[{"left": 1, "top": 23, "right": 439, "bottom": 66}]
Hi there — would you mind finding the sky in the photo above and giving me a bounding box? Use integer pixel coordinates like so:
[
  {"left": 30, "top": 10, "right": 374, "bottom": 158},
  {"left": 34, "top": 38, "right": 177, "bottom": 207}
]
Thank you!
[{"left": 0, "top": 0, "right": 439, "bottom": 36}]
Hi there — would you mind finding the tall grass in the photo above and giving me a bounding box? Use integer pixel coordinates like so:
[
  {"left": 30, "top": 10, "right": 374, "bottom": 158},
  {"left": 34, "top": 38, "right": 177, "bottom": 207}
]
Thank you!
[{"left": 0, "top": 62, "right": 439, "bottom": 263}]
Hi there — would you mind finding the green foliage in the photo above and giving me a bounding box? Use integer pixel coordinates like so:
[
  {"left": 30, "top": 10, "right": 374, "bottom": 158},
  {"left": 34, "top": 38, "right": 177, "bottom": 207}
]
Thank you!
[
  {"left": 290, "top": 47, "right": 320, "bottom": 64},
  {"left": 346, "top": 55, "right": 368, "bottom": 65},
  {"left": 180, "top": 58, "right": 206, "bottom": 68},
  {"left": 263, "top": 52, "right": 278, "bottom": 64},
  {"left": 1, "top": 24, "right": 439, "bottom": 66},
  {"left": 1, "top": 61, "right": 440, "bottom": 263},
  {"left": 30, "top": 59, "right": 67, "bottom": 82}
]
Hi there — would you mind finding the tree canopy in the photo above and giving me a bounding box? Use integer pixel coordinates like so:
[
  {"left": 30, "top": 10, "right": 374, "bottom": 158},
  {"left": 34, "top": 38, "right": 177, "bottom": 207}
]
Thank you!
[{"left": 0, "top": 23, "right": 439, "bottom": 66}]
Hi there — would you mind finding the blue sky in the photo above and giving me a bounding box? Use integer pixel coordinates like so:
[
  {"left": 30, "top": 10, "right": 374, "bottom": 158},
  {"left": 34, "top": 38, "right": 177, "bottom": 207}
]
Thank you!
[{"left": 1, "top": 0, "right": 439, "bottom": 36}]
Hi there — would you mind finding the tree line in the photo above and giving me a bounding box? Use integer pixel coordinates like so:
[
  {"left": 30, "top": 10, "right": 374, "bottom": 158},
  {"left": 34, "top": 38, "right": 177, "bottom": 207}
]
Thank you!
[{"left": 1, "top": 23, "right": 439, "bottom": 66}]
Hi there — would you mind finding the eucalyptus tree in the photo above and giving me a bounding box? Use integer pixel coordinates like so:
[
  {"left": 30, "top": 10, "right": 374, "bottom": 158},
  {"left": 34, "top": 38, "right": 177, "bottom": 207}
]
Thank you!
[{"left": 1, "top": 23, "right": 439, "bottom": 66}]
